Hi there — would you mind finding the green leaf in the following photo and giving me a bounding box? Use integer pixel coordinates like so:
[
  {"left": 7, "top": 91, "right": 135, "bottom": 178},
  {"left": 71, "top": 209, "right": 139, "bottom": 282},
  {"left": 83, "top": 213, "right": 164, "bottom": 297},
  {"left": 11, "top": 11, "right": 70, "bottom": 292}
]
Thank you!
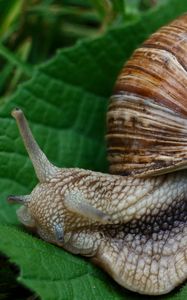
[
  {"left": 0, "top": 0, "right": 187, "bottom": 299},
  {"left": 0, "top": 226, "right": 126, "bottom": 300}
]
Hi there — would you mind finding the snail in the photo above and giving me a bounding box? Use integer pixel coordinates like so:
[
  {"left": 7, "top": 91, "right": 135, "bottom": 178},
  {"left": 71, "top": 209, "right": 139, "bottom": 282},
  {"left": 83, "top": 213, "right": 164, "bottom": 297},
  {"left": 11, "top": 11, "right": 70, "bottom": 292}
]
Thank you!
[{"left": 7, "top": 14, "right": 187, "bottom": 295}]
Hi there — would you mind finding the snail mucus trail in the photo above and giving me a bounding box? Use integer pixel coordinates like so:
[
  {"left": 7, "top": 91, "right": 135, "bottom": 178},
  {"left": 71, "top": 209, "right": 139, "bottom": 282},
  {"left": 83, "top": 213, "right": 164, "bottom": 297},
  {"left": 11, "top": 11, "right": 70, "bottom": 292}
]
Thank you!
[{"left": 8, "top": 14, "right": 187, "bottom": 296}]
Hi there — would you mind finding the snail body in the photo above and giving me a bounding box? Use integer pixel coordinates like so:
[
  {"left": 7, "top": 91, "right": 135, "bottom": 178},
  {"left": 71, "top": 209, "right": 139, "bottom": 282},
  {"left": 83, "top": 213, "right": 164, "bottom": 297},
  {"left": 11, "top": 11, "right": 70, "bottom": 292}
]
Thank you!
[{"left": 8, "top": 14, "right": 187, "bottom": 295}]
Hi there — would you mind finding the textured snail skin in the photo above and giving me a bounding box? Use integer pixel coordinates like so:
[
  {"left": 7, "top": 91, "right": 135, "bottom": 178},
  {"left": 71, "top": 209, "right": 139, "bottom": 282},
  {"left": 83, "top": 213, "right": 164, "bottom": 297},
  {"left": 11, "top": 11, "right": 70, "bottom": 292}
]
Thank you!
[
  {"left": 17, "top": 168, "right": 187, "bottom": 295},
  {"left": 8, "top": 14, "right": 187, "bottom": 296}
]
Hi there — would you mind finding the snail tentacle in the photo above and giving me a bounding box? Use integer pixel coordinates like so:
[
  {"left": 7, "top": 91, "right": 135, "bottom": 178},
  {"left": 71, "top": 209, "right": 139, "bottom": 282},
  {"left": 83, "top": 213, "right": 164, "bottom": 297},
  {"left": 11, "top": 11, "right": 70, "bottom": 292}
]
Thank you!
[{"left": 12, "top": 108, "right": 59, "bottom": 182}]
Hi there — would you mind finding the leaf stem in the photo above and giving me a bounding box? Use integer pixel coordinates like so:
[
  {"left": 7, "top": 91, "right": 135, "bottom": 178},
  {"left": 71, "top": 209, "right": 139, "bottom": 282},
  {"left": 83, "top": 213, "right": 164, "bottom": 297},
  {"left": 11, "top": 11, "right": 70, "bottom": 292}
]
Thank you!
[{"left": 0, "top": 43, "right": 33, "bottom": 77}]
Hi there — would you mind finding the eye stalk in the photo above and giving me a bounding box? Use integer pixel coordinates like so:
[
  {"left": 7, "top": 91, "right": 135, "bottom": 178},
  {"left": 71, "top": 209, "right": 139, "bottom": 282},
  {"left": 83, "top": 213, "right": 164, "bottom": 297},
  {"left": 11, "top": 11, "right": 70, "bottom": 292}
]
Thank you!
[
  {"left": 11, "top": 108, "right": 60, "bottom": 183},
  {"left": 64, "top": 191, "right": 112, "bottom": 224},
  {"left": 7, "top": 194, "right": 30, "bottom": 204}
]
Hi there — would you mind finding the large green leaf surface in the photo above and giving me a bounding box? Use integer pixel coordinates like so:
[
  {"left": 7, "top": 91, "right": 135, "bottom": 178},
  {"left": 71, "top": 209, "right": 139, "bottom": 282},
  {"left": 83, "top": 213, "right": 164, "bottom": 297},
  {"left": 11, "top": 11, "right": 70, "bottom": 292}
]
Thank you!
[{"left": 0, "top": 0, "right": 187, "bottom": 299}]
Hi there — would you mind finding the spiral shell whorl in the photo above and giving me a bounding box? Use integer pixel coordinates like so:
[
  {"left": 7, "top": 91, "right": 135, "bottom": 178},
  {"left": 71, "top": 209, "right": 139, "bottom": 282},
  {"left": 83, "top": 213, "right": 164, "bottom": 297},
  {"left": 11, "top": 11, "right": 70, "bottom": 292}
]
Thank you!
[{"left": 107, "top": 14, "right": 187, "bottom": 176}]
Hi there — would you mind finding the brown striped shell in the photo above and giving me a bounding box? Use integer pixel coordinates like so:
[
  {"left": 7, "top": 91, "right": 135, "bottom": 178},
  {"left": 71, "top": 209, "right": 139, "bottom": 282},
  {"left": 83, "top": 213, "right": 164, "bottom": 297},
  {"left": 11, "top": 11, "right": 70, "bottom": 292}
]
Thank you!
[{"left": 107, "top": 14, "right": 187, "bottom": 177}]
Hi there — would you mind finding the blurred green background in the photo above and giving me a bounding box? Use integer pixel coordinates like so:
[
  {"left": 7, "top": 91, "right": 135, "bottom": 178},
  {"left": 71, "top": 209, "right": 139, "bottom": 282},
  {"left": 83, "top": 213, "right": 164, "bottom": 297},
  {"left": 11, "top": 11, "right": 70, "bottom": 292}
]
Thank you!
[{"left": 0, "top": 0, "right": 159, "bottom": 101}]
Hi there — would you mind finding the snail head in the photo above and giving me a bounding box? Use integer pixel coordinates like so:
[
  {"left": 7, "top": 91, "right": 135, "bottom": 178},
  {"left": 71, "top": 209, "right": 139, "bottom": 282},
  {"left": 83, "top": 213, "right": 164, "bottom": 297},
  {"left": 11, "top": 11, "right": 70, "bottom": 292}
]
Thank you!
[
  {"left": 7, "top": 109, "right": 110, "bottom": 246},
  {"left": 7, "top": 109, "right": 67, "bottom": 244}
]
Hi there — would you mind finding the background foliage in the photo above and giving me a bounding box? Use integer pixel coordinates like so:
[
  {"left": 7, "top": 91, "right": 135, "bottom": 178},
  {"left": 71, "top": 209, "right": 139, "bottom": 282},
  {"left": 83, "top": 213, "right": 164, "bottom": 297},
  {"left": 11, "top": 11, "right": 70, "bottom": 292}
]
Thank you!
[{"left": 0, "top": 0, "right": 186, "bottom": 299}]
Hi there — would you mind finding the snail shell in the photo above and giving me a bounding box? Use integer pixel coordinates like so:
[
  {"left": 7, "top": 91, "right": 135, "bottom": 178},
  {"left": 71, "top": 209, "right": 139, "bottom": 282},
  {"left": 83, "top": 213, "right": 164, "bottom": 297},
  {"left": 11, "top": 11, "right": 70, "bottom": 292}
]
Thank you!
[
  {"left": 107, "top": 14, "right": 187, "bottom": 177},
  {"left": 8, "top": 14, "right": 187, "bottom": 296}
]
